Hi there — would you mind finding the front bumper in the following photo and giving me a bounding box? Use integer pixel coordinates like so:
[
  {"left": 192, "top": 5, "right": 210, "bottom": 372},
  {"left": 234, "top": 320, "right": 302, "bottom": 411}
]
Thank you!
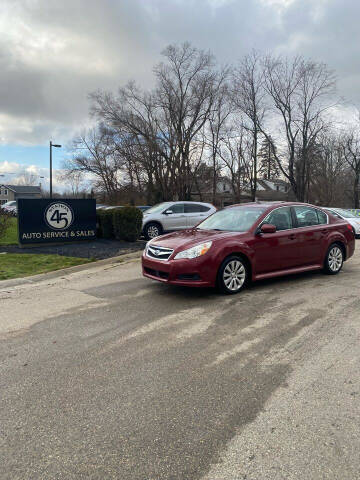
[{"left": 142, "top": 250, "right": 216, "bottom": 287}]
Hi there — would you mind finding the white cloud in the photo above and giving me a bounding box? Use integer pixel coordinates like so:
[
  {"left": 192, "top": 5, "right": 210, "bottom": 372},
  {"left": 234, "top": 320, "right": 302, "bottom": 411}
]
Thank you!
[
  {"left": 0, "top": 0, "right": 359, "bottom": 146},
  {"left": 0, "top": 160, "right": 59, "bottom": 191}
]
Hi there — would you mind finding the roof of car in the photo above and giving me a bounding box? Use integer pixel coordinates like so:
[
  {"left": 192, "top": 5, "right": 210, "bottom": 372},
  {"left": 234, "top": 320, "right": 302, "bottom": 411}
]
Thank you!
[{"left": 225, "top": 201, "right": 324, "bottom": 209}]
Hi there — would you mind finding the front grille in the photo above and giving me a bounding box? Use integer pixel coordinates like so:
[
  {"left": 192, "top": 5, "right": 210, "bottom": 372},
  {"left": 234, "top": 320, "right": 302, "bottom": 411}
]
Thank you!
[
  {"left": 144, "top": 267, "right": 169, "bottom": 279},
  {"left": 146, "top": 245, "right": 174, "bottom": 261}
]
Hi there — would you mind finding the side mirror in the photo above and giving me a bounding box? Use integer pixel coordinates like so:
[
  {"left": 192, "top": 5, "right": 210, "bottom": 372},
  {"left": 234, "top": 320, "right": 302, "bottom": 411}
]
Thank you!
[
  {"left": 260, "top": 223, "right": 277, "bottom": 234},
  {"left": 163, "top": 209, "right": 173, "bottom": 215}
]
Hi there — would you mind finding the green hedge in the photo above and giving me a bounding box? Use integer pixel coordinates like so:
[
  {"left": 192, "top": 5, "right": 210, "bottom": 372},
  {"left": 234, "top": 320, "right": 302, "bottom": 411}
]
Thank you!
[
  {"left": 113, "top": 207, "right": 143, "bottom": 242},
  {"left": 96, "top": 210, "right": 114, "bottom": 239}
]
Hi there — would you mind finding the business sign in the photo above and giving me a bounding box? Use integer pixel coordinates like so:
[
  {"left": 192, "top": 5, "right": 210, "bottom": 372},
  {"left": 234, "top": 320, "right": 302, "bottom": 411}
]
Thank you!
[{"left": 18, "top": 199, "right": 96, "bottom": 245}]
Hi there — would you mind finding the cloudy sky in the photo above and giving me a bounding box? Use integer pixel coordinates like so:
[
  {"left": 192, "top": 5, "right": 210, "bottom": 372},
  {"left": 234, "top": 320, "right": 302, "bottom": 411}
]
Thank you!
[{"left": 0, "top": 0, "right": 359, "bottom": 190}]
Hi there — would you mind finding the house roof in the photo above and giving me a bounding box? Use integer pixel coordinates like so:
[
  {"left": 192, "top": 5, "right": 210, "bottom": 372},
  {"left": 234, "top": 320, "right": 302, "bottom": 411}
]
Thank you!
[
  {"left": 258, "top": 179, "right": 290, "bottom": 190},
  {"left": 1, "top": 184, "right": 41, "bottom": 194}
]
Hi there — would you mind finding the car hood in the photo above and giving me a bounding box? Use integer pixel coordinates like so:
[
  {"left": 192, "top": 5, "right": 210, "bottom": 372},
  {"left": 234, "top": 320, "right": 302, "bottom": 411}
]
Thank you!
[{"left": 149, "top": 229, "right": 246, "bottom": 251}]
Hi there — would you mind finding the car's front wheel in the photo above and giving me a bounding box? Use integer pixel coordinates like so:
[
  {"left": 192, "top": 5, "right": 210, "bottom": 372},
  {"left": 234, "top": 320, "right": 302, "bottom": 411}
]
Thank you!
[
  {"left": 324, "top": 244, "right": 344, "bottom": 275},
  {"left": 217, "top": 256, "right": 248, "bottom": 294},
  {"left": 144, "top": 222, "right": 163, "bottom": 240}
]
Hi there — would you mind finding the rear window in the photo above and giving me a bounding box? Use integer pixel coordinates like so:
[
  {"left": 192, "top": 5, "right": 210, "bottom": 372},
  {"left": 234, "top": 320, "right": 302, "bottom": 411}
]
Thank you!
[
  {"left": 294, "top": 206, "right": 327, "bottom": 227},
  {"left": 199, "top": 204, "right": 211, "bottom": 212},
  {"left": 185, "top": 204, "right": 210, "bottom": 213},
  {"left": 317, "top": 210, "right": 327, "bottom": 224}
]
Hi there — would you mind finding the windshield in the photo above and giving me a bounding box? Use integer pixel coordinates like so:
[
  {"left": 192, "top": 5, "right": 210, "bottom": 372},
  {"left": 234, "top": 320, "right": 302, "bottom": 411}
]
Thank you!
[
  {"left": 197, "top": 206, "right": 267, "bottom": 232},
  {"left": 330, "top": 208, "right": 357, "bottom": 218},
  {"left": 144, "top": 202, "right": 172, "bottom": 214}
]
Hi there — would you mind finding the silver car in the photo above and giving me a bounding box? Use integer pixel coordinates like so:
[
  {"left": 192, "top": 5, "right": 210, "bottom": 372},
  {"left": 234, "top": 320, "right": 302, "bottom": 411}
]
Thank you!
[
  {"left": 323, "top": 207, "right": 360, "bottom": 238},
  {"left": 1, "top": 200, "right": 17, "bottom": 216},
  {"left": 142, "top": 201, "right": 216, "bottom": 239}
]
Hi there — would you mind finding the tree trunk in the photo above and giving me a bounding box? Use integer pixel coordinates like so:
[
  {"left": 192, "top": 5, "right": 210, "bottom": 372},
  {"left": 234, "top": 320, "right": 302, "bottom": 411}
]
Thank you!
[{"left": 354, "top": 173, "right": 360, "bottom": 208}]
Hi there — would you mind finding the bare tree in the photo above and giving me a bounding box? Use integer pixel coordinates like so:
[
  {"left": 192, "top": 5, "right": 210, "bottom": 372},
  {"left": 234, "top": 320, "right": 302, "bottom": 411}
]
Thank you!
[
  {"left": 65, "top": 125, "right": 122, "bottom": 203},
  {"left": 341, "top": 127, "right": 360, "bottom": 208},
  {"left": 15, "top": 172, "right": 38, "bottom": 186},
  {"left": 56, "top": 170, "right": 85, "bottom": 196},
  {"left": 218, "top": 124, "right": 254, "bottom": 202},
  {"left": 261, "top": 55, "right": 336, "bottom": 201},
  {"left": 204, "top": 82, "right": 232, "bottom": 203},
  {"left": 308, "top": 132, "right": 346, "bottom": 205},
  {"left": 232, "top": 51, "right": 267, "bottom": 200},
  {"left": 90, "top": 42, "right": 226, "bottom": 201}
]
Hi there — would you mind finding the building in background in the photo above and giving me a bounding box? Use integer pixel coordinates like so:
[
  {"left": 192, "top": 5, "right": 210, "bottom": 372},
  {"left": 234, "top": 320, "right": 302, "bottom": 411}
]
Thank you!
[
  {"left": 192, "top": 176, "right": 294, "bottom": 208},
  {"left": 0, "top": 185, "right": 42, "bottom": 205}
]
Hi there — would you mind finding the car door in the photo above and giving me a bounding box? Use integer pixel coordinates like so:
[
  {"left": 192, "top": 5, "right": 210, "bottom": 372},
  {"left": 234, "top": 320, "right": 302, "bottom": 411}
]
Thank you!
[
  {"left": 184, "top": 203, "right": 211, "bottom": 228},
  {"left": 161, "top": 203, "right": 187, "bottom": 231},
  {"left": 252, "top": 206, "right": 301, "bottom": 274},
  {"left": 292, "top": 206, "right": 327, "bottom": 265}
]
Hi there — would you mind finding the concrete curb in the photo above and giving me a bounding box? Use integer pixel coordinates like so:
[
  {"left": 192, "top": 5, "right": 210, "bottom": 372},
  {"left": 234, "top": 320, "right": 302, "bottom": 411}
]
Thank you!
[{"left": 0, "top": 250, "right": 143, "bottom": 289}]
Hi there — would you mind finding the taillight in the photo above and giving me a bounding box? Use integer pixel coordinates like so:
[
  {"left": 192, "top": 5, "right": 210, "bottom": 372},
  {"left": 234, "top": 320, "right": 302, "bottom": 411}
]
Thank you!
[{"left": 347, "top": 224, "right": 353, "bottom": 231}]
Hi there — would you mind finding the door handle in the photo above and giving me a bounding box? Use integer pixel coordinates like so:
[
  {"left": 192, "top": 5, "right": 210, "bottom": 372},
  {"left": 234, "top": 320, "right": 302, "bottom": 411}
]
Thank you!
[
  {"left": 288, "top": 234, "right": 296, "bottom": 240},
  {"left": 321, "top": 228, "right": 328, "bottom": 234}
]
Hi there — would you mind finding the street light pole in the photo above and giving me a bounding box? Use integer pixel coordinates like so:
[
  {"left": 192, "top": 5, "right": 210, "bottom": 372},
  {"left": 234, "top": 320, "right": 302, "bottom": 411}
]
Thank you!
[{"left": 49, "top": 141, "right": 61, "bottom": 198}]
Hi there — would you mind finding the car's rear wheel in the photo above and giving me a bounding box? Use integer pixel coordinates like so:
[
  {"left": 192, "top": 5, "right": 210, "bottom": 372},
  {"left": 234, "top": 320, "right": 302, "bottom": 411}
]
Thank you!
[
  {"left": 324, "top": 244, "right": 344, "bottom": 275},
  {"left": 218, "top": 256, "right": 248, "bottom": 294},
  {"left": 144, "top": 222, "right": 163, "bottom": 240}
]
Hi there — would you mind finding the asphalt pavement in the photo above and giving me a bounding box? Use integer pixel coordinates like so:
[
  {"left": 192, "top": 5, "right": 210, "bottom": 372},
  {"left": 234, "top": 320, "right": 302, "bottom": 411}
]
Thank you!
[{"left": 1, "top": 248, "right": 360, "bottom": 479}]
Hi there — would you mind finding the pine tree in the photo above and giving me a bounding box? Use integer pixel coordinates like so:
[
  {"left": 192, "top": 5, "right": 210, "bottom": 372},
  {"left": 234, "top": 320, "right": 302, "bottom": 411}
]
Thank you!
[{"left": 258, "top": 137, "right": 280, "bottom": 180}]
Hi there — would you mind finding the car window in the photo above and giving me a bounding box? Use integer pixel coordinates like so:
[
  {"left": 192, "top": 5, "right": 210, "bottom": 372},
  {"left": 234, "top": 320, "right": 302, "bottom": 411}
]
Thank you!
[
  {"left": 184, "top": 204, "right": 201, "bottom": 213},
  {"left": 294, "top": 206, "right": 319, "bottom": 227},
  {"left": 317, "top": 209, "right": 328, "bottom": 224},
  {"left": 199, "top": 205, "right": 211, "bottom": 212},
  {"left": 184, "top": 204, "right": 210, "bottom": 213},
  {"left": 265, "top": 207, "right": 293, "bottom": 231},
  {"left": 145, "top": 202, "right": 172, "bottom": 214},
  {"left": 166, "top": 203, "right": 184, "bottom": 214}
]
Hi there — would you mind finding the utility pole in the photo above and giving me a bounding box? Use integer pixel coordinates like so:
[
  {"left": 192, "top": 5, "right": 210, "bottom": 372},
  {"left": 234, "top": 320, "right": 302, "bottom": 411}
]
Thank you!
[{"left": 49, "top": 141, "right": 61, "bottom": 198}]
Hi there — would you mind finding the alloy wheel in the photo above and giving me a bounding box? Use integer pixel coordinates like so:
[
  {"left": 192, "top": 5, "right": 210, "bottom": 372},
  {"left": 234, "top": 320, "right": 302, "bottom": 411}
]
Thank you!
[
  {"left": 328, "top": 246, "right": 343, "bottom": 272},
  {"left": 223, "top": 259, "right": 246, "bottom": 292},
  {"left": 147, "top": 225, "right": 160, "bottom": 239}
]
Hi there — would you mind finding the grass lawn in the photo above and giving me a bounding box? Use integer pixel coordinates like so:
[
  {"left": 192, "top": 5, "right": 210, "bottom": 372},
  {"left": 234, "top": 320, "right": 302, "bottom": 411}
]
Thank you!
[
  {"left": 0, "top": 218, "right": 18, "bottom": 245},
  {"left": 0, "top": 253, "right": 92, "bottom": 281}
]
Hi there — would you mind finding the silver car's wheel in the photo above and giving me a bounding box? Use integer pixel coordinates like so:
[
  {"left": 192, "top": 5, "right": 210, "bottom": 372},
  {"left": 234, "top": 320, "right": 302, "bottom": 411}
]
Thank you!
[
  {"left": 325, "top": 244, "right": 344, "bottom": 275},
  {"left": 144, "top": 222, "right": 162, "bottom": 240},
  {"left": 218, "top": 257, "right": 247, "bottom": 294}
]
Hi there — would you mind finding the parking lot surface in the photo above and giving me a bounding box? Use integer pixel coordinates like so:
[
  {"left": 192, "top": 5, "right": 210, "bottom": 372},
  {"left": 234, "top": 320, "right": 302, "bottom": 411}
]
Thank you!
[{"left": 1, "top": 249, "right": 360, "bottom": 479}]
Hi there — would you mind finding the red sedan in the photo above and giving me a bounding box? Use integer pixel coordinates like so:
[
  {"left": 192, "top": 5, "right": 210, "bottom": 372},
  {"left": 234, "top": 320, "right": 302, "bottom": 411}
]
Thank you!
[{"left": 142, "top": 202, "right": 355, "bottom": 294}]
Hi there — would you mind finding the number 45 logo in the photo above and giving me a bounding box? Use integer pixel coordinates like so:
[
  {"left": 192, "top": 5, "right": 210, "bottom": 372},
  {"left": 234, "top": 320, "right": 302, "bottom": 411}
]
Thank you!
[{"left": 45, "top": 202, "right": 74, "bottom": 230}]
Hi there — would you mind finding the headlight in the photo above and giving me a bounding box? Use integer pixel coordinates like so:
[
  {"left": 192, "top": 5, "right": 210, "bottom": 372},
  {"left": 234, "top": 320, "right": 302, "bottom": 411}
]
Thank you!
[{"left": 174, "top": 241, "right": 212, "bottom": 260}]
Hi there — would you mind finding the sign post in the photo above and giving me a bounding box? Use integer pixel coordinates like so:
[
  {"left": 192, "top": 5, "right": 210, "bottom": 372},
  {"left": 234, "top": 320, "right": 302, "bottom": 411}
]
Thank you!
[{"left": 17, "top": 199, "right": 96, "bottom": 246}]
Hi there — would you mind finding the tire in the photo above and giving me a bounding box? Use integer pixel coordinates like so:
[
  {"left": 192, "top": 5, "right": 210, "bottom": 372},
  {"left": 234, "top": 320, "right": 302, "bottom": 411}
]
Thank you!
[
  {"left": 324, "top": 244, "right": 344, "bottom": 275},
  {"left": 144, "top": 222, "right": 163, "bottom": 240},
  {"left": 217, "top": 255, "right": 248, "bottom": 294}
]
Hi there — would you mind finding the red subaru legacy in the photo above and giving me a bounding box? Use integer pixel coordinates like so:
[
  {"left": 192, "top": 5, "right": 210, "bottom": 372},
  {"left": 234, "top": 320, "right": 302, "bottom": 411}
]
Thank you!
[{"left": 142, "top": 202, "right": 355, "bottom": 294}]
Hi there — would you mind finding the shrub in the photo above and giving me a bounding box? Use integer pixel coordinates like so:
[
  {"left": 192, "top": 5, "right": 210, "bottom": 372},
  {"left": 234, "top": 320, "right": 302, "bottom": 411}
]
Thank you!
[
  {"left": 113, "top": 207, "right": 143, "bottom": 242},
  {"left": 96, "top": 210, "right": 114, "bottom": 239}
]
